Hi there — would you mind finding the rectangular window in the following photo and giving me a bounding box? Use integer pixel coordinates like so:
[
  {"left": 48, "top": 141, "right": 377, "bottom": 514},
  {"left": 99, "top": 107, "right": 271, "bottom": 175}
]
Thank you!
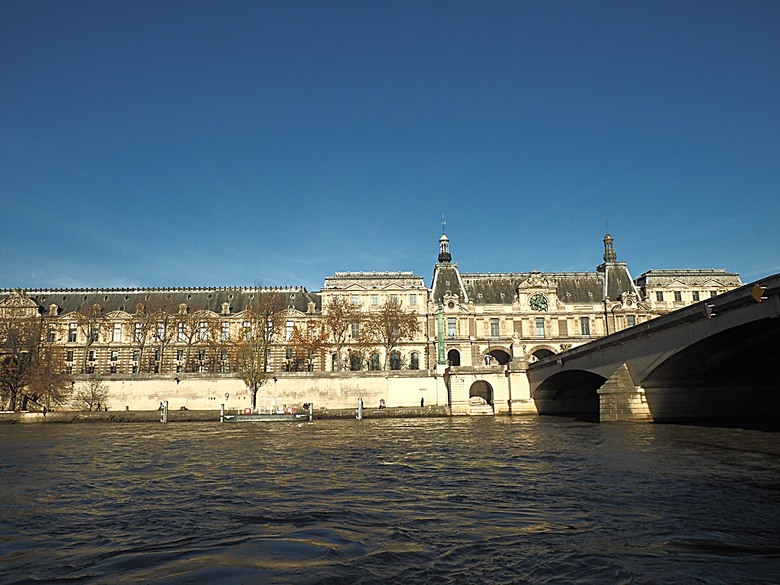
[
  {"left": 580, "top": 317, "right": 590, "bottom": 336},
  {"left": 47, "top": 329, "right": 56, "bottom": 343},
  {"left": 67, "top": 350, "right": 74, "bottom": 362},
  {"left": 178, "top": 322, "right": 186, "bottom": 342},
  {"left": 390, "top": 294, "right": 398, "bottom": 304},
  {"left": 351, "top": 321, "right": 360, "bottom": 339},
  {"left": 626, "top": 315, "right": 636, "bottom": 327},
  {"left": 710, "top": 290, "right": 717, "bottom": 298},
  {"left": 132, "top": 350, "right": 139, "bottom": 362},
  {"left": 109, "top": 364, "right": 117, "bottom": 374},
  {"left": 674, "top": 291, "right": 682, "bottom": 302},
  {"left": 221, "top": 322, "right": 230, "bottom": 341},
  {"left": 371, "top": 295, "right": 378, "bottom": 306},
  {"left": 409, "top": 294, "right": 417, "bottom": 305},
  {"left": 655, "top": 291, "right": 664, "bottom": 302},
  {"left": 351, "top": 295, "right": 359, "bottom": 305},
  {"left": 447, "top": 317, "right": 457, "bottom": 338},
  {"left": 243, "top": 321, "right": 251, "bottom": 341},
  {"left": 68, "top": 324, "right": 77, "bottom": 343},
  {"left": 692, "top": 291, "right": 700, "bottom": 302},
  {"left": 176, "top": 349, "right": 184, "bottom": 361},
  {"left": 112, "top": 323, "right": 122, "bottom": 343},
  {"left": 88, "top": 350, "right": 96, "bottom": 362},
  {"left": 134, "top": 323, "right": 143, "bottom": 342},
  {"left": 285, "top": 320, "right": 294, "bottom": 340},
  {"left": 157, "top": 322, "right": 165, "bottom": 340},
  {"left": 535, "top": 317, "right": 545, "bottom": 338},
  {"left": 198, "top": 321, "right": 208, "bottom": 341},
  {"left": 559, "top": 319, "right": 568, "bottom": 336},
  {"left": 490, "top": 318, "right": 499, "bottom": 338},
  {"left": 110, "top": 350, "right": 118, "bottom": 362},
  {"left": 198, "top": 349, "right": 206, "bottom": 361}
]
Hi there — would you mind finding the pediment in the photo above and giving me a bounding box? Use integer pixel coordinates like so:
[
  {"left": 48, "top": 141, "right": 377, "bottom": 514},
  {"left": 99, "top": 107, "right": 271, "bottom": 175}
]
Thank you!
[
  {"left": 517, "top": 271, "right": 556, "bottom": 290},
  {"left": 0, "top": 290, "right": 39, "bottom": 318}
]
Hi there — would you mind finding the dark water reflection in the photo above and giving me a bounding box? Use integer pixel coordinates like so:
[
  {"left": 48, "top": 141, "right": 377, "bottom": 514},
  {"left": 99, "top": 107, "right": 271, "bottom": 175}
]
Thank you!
[{"left": 1, "top": 417, "right": 779, "bottom": 584}]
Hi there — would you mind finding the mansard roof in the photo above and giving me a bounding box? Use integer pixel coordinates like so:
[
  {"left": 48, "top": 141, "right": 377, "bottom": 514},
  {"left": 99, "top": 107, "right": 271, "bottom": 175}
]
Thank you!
[
  {"left": 460, "top": 272, "right": 606, "bottom": 305},
  {"left": 599, "top": 262, "right": 640, "bottom": 302},
  {"left": 1, "top": 287, "right": 317, "bottom": 316},
  {"left": 323, "top": 272, "right": 425, "bottom": 289},
  {"left": 431, "top": 263, "right": 468, "bottom": 304},
  {"left": 635, "top": 269, "right": 742, "bottom": 288}
]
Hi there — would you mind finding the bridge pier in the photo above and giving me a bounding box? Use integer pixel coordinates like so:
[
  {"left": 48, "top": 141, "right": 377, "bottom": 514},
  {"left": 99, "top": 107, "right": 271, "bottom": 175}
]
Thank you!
[{"left": 598, "top": 363, "right": 652, "bottom": 422}]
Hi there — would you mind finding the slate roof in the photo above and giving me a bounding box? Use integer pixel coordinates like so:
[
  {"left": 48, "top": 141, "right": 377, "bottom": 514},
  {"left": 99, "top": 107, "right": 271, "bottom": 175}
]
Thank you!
[
  {"left": 1, "top": 287, "right": 317, "bottom": 317},
  {"left": 461, "top": 272, "right": 605, "bottom": 305},
  {"left": 635, "top": 269, "right": 742, "bottom": 288}
]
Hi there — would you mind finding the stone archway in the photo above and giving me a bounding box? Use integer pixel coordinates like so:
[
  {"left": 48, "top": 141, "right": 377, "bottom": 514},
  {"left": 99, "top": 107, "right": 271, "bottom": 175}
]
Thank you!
[
  {"left": 447, "top": 349, "right": 461, "bottom": 366},
  {"left": 469, "top": 380, "right": 494, "bottom": 406},
  {"left": 530, "top": 348, "right": 555, "bottom": 362},
  {"left": 485, "top": 348, "right": 511, "bottom": 365}
]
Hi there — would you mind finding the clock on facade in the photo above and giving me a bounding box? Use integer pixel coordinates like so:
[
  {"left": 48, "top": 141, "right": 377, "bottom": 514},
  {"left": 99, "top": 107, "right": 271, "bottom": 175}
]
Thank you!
[{"left": 529, "top": 293, "right": 548, "bottom": 312}]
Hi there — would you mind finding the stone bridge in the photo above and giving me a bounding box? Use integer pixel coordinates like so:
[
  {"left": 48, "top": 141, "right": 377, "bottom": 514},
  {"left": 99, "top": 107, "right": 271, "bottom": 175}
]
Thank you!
[{"left": 528, "top": 274, "right": 780, "bottom": 423}]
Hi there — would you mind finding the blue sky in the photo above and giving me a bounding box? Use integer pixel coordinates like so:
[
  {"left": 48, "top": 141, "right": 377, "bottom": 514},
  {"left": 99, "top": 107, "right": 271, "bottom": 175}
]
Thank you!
[{"left": 2, "top": 0, "right": 778, "bottom": 292}]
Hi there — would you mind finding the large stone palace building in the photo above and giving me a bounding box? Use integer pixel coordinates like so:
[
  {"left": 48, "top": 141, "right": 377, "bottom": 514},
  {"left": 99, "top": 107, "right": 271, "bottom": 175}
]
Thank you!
[{"left": 0, "top": 232, "right": 742, "bottom": 412}]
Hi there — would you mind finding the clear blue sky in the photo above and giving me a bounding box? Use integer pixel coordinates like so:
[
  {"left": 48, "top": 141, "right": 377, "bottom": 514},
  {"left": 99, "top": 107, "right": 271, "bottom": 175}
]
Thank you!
[{"left": 2, "top": 0, "right": 778, "bottom": 292}]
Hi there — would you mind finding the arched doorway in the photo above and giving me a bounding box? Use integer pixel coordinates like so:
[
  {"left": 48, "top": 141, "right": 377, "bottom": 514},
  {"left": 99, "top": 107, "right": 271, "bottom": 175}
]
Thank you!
[
  {"left": 469, "top": 380, "right": 494, "bottom": 406},
  {"left": 485, "top": 348, "right": 511, "bottom": 365},
  {"left": 530, "top": 348, "right": 555, "bottom": 362},
  {"left": 447, "top": 349, "right": 461, "bottom": 366}
]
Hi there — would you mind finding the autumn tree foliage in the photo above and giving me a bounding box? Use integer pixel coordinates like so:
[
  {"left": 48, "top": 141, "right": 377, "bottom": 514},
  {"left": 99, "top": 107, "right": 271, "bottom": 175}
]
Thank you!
[
  {"left": 0, "top": 313, "right": 71, "bottom": 411},
  {"left": 289, "top": 320, "right": 329, "bottom": 371},
  {"left": 236, "top": 291, "right": 286, "bottom": 409},
  {"left": 368, "top": 298, "right": 421, "bottom": 370},
  {"left": 323, "top": 297, "right": 361, "bottom": 371}
]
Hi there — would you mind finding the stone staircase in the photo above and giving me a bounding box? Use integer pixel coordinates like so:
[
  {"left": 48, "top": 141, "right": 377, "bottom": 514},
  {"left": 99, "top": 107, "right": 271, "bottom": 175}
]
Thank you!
[{"left": 468, "top": 403, "right": 495, "bottom": 416}]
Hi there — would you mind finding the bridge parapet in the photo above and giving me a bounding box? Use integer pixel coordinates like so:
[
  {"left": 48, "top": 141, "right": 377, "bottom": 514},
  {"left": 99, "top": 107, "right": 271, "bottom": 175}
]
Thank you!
[{"left": 528, "top": 274, "right": 780, "bottom": 423}]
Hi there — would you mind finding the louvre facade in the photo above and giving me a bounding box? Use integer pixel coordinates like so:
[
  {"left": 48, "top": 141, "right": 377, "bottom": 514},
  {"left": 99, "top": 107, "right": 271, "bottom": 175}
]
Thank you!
[{"left": 0, "top": 232, "right": 742, "bottom": 411}]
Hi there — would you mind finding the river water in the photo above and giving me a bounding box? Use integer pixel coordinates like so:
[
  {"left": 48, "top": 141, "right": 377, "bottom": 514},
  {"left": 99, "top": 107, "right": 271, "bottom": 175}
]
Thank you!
[{"left": 1, "top": 417, "right": 778, "bottom": 584}]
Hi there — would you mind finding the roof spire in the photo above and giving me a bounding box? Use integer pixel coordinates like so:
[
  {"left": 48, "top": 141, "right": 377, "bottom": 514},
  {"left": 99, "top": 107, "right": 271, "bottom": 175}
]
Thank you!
[
  {"left": 438, "top": 217, "right": 452, "bottom": 263},
  {"left": 603, "top": 222, "right": 617, "bottom": 263}
]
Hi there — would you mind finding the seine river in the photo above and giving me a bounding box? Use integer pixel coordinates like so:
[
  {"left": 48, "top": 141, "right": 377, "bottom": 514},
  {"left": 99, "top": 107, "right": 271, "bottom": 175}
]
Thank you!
[{"left": 1, "top": 417, "right": 779, "bottom": 584}]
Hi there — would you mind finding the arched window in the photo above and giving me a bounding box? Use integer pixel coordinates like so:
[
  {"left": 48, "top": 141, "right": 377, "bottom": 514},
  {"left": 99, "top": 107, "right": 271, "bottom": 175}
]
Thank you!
[
  {"left": 410, "top": 352, "right": 420, "bottom": 370},
  {"left": 447, "top": 349, "right": 461, "bottom": 366},
  {"left": 370, "top": 353, "right": 380, "bottom": 371},
  {"left": 331, "top": 353, "right": 338, "bottom": 371},
  {"left": 350, "top": 353, "right": 361, "bottom": 371},
  {"left": 390, "top": 352, "right": 401, "bottom": 370}
]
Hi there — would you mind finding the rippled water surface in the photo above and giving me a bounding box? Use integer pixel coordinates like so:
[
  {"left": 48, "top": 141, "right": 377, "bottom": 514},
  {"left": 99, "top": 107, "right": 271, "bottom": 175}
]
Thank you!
[{"left": 1, "top": 417, "right": 779, "bottom": 584}]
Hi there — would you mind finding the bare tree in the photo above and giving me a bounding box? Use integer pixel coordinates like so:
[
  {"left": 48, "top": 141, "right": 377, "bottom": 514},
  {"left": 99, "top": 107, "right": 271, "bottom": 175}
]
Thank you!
[
  {"left": 323, "top": 297, "right": 361, "bottom": 371},
  {"left": 72, "top": 377, "right": 109, "bottom": 411},
  {"left": 367, "top": 298, "right": 421, "bottom": 370},
  {"left": 132, "top": 298, "right": 177, "bottom": 373},
  {"left": 26, "top": 344, "right": 72, "bottom": 411},
  {"left": 174, "top": 307, "right": 219, "bottom": 372},
  {"left": 73, "top": 303, "right": 111, "bottom": 374},
  {"left": 130, "top": 303, "right": 154, "bottom": 374},
  {"left": 0, "top": 315, "right": 42, "bottom": 410},
  {"left": 236, "top": 290, "right": 285, "bottom": 409}
]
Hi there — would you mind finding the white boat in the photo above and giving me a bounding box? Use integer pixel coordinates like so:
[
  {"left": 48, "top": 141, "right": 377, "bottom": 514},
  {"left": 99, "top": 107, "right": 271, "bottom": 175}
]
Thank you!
[{"left": 220, "top": 403, "right": 313, "bottom": 423}]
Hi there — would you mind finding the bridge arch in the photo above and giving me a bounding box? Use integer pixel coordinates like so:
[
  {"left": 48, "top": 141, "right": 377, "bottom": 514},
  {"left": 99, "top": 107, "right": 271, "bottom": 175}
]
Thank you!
[
  {"left": 469, "top": 380, "right": 494, "bottom": 406},
  {"left": 532, "top": 369, "right": 604, "bottom": 416}
]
